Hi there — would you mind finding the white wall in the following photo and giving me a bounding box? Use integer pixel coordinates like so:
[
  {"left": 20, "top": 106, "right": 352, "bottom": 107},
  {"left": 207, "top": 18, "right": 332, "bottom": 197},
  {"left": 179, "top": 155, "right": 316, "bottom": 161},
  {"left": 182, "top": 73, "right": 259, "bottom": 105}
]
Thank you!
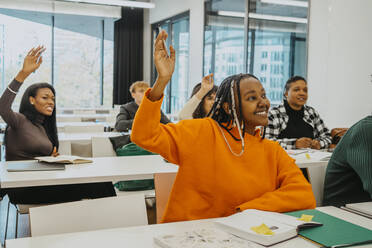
[
  {"left": 147, "top": 0, "right": 205, "bottom": 92},
  {"left": 308, "top": 0, "right": 372, "bottom": 128}
]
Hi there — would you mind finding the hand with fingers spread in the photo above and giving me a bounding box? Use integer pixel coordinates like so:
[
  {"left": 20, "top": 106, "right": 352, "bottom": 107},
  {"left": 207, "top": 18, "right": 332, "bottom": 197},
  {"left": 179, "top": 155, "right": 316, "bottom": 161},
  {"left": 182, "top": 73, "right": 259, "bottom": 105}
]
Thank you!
[
  {"left": 15, "top": 46, "right": 45, "bottom": 83},
  {"left": 154, "top": 30, "right": 175, "bottom": 82},
  {"left": 196, "top": 73, "right": 214, "bottom": 100},
  {"left": 295, "top": 137, "right": 313, "bottom": 149},
  {"left": 149, "top": 30, "right": 176, "bottom": 101}
]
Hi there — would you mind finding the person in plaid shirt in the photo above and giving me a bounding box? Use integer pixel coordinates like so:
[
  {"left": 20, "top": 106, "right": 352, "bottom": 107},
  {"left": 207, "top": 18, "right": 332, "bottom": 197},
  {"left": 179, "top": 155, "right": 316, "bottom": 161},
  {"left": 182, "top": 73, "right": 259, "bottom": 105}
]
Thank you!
[{"left": 264, "top": 76, "right": 331, "bottom": 150}]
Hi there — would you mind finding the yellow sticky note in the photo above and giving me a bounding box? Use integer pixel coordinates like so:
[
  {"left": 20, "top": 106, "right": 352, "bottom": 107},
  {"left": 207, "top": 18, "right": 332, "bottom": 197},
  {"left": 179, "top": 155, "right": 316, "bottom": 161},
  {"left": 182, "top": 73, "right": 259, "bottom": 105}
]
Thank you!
[
  {"left": 305, "top": 153, "right": 311, "bottom": 159},
  {"left": 250, "top": 223, "right": 274, "bottom": 235},
  {"left": 298, "top": 214, "right": 314, "bottom": 222}
]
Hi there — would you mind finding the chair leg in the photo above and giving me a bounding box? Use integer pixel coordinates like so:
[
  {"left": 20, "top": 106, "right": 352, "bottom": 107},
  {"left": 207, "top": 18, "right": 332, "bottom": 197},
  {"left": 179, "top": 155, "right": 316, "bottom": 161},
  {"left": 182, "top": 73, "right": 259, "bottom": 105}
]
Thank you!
[
  {"left": 15, "top": 209, "right": 19, "bottom": 239},
  {"left": 3, "top": 201, "right": 10, "bottom": 244}
]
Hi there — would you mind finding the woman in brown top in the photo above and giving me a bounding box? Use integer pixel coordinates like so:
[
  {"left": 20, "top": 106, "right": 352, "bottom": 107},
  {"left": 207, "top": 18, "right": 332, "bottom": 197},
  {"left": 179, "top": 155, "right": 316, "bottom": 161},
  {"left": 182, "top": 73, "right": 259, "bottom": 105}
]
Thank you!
[{"left": 0, "top": 46, "right": 115, "bottom": 204}]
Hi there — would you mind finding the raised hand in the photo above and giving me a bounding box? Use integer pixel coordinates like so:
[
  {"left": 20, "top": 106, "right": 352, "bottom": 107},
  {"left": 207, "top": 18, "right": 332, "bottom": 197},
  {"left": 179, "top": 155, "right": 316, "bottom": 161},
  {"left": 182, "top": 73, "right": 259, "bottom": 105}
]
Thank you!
[
  {"left": 154, "top": 30, "right": 175, "bottom": 83},
  {"left": 15, "top": 46, "right": 45, "bottom": 83},
  {"left": 196, "top": 73, "right": 214, "bottom": 100},
  {"left": 148, "top": 31, "right": 176, "bottom": 101}
]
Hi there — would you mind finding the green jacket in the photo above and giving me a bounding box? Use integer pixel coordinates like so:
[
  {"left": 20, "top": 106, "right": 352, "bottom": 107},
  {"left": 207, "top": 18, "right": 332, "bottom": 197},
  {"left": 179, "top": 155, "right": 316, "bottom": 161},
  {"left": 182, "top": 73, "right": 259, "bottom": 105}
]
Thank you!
[{"left": 323, "top": 116, "right": 372, "bottom": 206}]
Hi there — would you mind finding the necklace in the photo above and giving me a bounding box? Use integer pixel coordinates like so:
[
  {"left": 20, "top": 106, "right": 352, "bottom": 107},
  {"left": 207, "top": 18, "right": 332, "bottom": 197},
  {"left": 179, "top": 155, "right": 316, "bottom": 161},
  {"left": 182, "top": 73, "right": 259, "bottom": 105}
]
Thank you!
[{"left": 217, "top": 124, "right": 245, "bottom": 157}]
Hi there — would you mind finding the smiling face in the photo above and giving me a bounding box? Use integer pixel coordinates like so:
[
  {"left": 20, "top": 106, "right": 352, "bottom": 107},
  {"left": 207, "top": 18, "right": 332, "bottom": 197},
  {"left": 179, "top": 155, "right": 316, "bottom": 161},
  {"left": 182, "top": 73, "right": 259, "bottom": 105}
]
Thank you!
[
  {"left": 29, "top": 87, "right": 55, "bottom": 116},
  {"left": 285, "top": 80, "right": 308, "bottom": 110},
  {"left": 235, "top": 77, "right": 271, "bottom": 134}
]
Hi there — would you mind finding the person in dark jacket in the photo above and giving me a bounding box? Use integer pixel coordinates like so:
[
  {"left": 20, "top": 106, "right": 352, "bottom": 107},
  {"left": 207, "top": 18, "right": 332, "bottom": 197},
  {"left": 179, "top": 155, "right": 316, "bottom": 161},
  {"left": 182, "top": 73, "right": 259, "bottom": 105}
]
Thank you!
[
  {"left": 323, "top": 116, "right": 372, "bottom": 207},
  {"left": 0, "top": 46, "right": 115, "bottom": 204},
  {"left": 115, "top": 81, "right": 170, "bottom": 132}
]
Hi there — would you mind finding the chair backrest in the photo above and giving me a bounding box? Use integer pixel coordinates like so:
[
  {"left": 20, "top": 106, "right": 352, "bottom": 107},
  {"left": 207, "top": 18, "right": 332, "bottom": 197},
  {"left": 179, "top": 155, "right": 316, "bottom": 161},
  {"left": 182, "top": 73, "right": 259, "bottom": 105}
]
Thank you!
[
  {"left": 58, "top": 140, "right": 71, "bottom": 155},
  {"left": 64, "top": 125, "right": 104, "bottom": 133},
  {"left": 307, "top": 164, "right": 328, "bottom": 207},
  {"left": 57, "top": 116, "right": 81, "bottom": 122},
  {"left": 29, "top": 194, "right": 148, "bottom": 237},
  {"left": 154, "top": 172, "right": 177, "bottom": 223},
  {"left": 91, "top": 137, "right": 116, "bottom": 157},
  {"left": 74, "top": 109, "right": 96, "bottom": 115}
]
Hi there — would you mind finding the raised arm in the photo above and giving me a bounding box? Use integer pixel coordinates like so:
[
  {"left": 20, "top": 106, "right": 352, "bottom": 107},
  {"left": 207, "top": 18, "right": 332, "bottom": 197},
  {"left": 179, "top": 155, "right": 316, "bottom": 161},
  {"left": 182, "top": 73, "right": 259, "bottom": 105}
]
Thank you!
[
  {"left": 131, "top": 30, "right": 183, "bottom": 163},
  {"left": 178, "top": 74, "right": 214, "bottom": 120},
  {"left": 0, "top": 46, "right": 44, "bottom": 128},
  {"left": 237, "top": 145, "right": 316, "bottom": 212}
]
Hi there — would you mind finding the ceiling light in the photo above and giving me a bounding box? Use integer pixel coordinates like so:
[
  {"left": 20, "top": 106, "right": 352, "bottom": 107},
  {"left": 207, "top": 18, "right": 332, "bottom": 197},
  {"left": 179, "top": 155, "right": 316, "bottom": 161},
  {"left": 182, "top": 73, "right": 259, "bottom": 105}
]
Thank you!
[
  {"left": 249, "top": 13, "right": 307, "bottom": 24},
  {"left": 260, "top": 0, "right": 308, "bottom": 8},
  {"left": 217, "top": 11, "right": 245, "bottom": 18},
  {"left": 58, "top": 0, "right": 155, "bottom": 8}
]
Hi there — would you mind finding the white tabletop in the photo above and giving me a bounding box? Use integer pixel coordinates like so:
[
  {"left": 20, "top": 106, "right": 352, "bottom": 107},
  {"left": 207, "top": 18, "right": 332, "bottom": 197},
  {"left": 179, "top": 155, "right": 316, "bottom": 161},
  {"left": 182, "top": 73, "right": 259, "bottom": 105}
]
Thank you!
[
  {"left": 57, "top": 113, "right": 112, "bottom": 118},
  {"left": 289, "top": 150, "right": 331, "bottom": 168},
  {"left": 58, "top": 132, "right": 122, "bottom": 142},
  {"left": 57, "top": 122, "right": 115, "bottom": 128},
  {"left": 5, "top": 206, "right": 372, "bottom": 248},
  {"left": 0, "top": 155, "right": 178, "bottom": 189}
]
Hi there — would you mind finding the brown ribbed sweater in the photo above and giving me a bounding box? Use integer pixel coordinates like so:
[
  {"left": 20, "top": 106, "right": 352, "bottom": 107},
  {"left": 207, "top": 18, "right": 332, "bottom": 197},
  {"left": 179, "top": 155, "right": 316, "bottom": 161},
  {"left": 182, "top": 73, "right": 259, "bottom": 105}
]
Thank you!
[{"left": 0, "top": 79, "right": 54, "bottom": 160}]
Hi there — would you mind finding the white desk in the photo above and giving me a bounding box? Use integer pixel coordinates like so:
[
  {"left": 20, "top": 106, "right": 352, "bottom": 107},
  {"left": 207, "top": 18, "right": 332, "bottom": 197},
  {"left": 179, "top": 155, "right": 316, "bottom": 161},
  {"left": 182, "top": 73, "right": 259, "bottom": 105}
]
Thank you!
[
  {"left": 58, "top": 132, "right": 122, "bottom": 143},
  {"left": 57, "top": 113, "right": 114, "bottom": 122},
  {"left": 289, "top": 150, "right": 331, "bottom": 168},
  {"left": 5, "top": 206, "right": 372, "bottom": 248},
  {"left": 0, "top": 155, "right": 178, "bottom": 189},
  {"left": 57, "top": 122, "right": 115, "bottom": 133}
]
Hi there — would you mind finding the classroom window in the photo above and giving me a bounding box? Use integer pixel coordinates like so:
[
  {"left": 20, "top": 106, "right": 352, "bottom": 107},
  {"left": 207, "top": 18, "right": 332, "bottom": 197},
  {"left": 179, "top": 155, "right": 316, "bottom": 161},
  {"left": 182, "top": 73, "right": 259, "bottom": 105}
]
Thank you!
[
  {"left": 204, "top": 0, "right": 308, "bottom": 105},
  {"left": 151, "top": 12, "right": 190, "bottom": 114},
  {"left": 0, "top": 8, "right": 115, "bottom": 108}
]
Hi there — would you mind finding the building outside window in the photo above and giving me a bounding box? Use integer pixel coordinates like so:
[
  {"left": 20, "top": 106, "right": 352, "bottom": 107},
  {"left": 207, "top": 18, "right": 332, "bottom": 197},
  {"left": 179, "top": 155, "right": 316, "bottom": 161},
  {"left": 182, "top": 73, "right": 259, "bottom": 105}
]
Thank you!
[
  {"left": 0, "top": 8, "right": 115, "bottom": 108},
  {"left": 204, "top": 0, "right": 308, "bottom": 105},
  {"left": 151, "top": 12, "right": 190, "bottom": 114}
]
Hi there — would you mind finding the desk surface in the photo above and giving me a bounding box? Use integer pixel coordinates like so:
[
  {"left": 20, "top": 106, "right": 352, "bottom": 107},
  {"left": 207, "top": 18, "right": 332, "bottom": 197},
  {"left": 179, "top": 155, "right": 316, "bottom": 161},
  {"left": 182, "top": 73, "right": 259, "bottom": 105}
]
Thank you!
[
  {"left": 58, "top": 132, "right": 122, "bottom": 142},
  {"left": 0, "top": 155, "right": 178, "bottom": 189},
  {"left": 5, "top": 206, "right": 372, "bottom": 248}
]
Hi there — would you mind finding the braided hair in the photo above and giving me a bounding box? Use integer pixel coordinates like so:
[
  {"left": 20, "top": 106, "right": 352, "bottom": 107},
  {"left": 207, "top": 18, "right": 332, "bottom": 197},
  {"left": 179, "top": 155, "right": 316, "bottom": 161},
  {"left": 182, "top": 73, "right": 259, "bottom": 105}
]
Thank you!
[{"left": 209, "top": 73, "right": 259, "bottom": 141}]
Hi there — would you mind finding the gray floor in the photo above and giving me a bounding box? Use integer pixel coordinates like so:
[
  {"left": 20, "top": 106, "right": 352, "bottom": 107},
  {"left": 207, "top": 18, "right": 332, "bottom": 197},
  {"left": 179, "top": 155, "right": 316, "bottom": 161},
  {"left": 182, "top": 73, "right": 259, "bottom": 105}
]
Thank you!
[{"left": 0, "top": 195, "right": 30, "bottom": 247}]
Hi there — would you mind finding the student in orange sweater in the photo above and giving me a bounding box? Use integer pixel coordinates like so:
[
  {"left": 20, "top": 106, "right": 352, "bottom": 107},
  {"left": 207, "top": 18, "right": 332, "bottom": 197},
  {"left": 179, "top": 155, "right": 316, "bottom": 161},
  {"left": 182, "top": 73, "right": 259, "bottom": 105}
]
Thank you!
[{"left": 131, "top": 30, "right": 315, "bottom": 223}]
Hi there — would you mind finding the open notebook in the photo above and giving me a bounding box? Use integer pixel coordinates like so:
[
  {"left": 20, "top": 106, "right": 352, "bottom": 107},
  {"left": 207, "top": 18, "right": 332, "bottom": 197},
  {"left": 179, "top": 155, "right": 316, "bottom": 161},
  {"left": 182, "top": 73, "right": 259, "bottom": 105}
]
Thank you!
[
  {"left": 35, "top": 155, "right": 92, "bottom": 164},
  {"left": 154, "top": 209, "right": 322, "bottom": 247}
]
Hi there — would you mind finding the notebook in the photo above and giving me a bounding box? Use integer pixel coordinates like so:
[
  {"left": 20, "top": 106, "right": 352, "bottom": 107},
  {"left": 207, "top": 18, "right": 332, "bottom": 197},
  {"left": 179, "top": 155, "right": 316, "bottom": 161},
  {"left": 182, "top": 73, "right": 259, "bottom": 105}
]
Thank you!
[
  {"left": 7, "top": 161, "right": 65, "bottom": 172},
  {"left": 214, "top": 209, "right": 322, "bottom": 246},
  {"left": 154, "top": 227, "right": 261, "bottom": 248},
  {"left": 34, "top": 155, "right": 92, "bottom": 164},
  {"left": 285, "top": 209, "right": 372, "bottom": 247},
  {"left": 343, "top": 202, "right": 372, "bottom": 218}
]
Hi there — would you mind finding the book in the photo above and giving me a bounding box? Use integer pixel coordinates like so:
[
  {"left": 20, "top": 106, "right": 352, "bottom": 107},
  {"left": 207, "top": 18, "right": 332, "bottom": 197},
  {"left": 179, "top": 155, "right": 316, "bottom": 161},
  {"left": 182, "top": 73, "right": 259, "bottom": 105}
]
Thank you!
[
  {"left": 285, "top": 209, "right": 372, "bottom": 247},
  {"left": 154, "top": 227, "right": 262, "bottom": 248},
  {"left": 343, "top": 202, "right": 372, "bottom": 219},
  {"left": 213, "top": 209, "right": 322, "bottom": 246},
  {"left": 34, "top": 155, "right": 92, "bottom": 164}
]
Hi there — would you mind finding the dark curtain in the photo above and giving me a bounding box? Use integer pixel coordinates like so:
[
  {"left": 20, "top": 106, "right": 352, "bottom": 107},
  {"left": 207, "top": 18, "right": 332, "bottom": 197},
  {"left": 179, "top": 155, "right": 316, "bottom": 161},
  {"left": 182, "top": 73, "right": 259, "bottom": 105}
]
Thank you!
[{"left": 113, "top": 7, "right": 144, "bottom": 105}]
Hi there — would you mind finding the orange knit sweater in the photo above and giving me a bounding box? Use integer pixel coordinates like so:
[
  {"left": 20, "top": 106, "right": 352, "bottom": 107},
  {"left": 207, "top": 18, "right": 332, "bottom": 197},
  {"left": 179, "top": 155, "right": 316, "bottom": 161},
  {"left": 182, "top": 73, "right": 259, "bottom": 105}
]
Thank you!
[{"left": 132, "top": 90, "right": 316, "bottom": 223}]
